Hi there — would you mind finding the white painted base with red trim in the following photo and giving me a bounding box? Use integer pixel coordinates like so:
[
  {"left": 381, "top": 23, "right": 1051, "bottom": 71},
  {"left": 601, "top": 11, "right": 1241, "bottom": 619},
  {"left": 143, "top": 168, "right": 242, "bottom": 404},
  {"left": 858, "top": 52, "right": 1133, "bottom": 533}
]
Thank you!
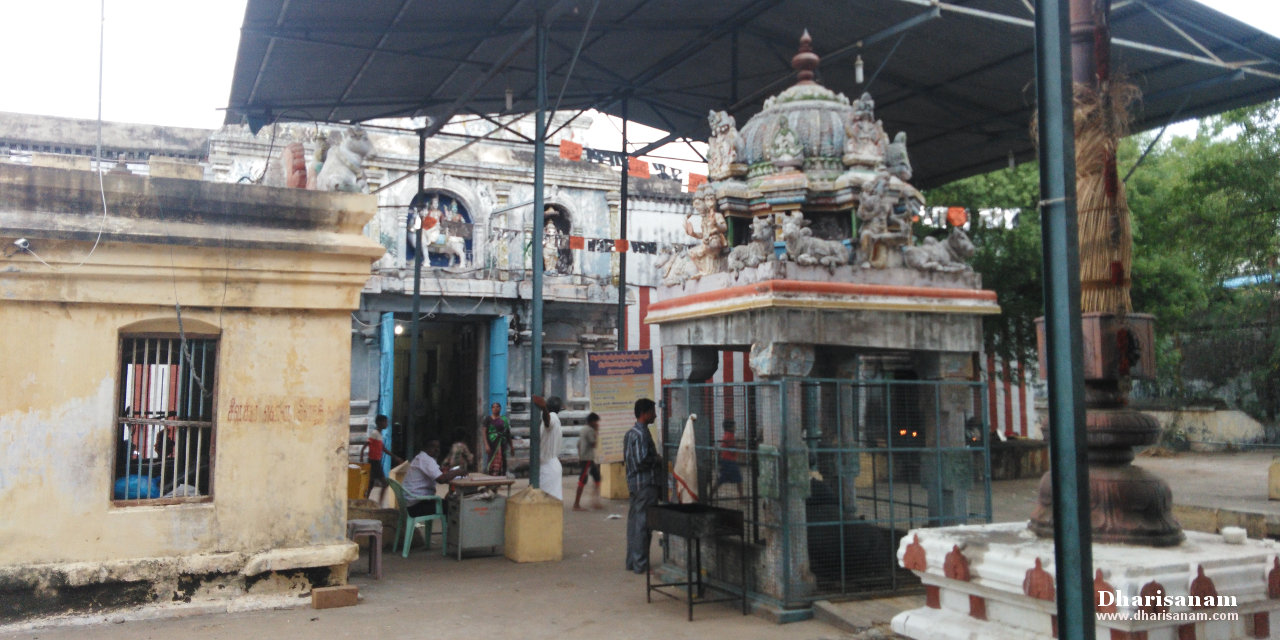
[{"left": 893, "top": 522, "right": 1280, "bottom": 640}]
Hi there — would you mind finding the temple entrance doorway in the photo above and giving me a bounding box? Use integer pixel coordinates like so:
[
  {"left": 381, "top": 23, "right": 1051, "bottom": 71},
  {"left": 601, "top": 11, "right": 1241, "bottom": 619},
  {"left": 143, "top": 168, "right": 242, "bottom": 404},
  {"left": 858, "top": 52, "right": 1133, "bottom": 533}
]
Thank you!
[{"left": 392, "top": 317, "right": 482, "bottom": 456}]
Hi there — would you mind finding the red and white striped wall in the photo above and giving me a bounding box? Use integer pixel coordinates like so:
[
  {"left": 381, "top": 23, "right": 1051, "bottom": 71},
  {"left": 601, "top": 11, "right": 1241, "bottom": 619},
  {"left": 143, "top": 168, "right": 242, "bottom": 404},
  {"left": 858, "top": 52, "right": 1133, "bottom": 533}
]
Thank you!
[
  {"left": 625, "top": 285, "right": 661, "bottom": 401},
  {"left": 626, "top": 285, "right": 659, "bottom": 358},
  {"left": 626, "top": 286, "right": 753, "bottom": 399},
  {"left": 985, "top": 355, "right": 1040, "bottom": 439}
]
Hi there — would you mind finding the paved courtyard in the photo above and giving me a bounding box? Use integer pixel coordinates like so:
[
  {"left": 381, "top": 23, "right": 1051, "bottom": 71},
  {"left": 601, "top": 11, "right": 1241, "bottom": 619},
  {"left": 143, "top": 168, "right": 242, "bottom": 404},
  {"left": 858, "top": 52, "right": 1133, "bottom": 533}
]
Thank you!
[{"left": 4, "top": 450, "right": 1278, "bottom": 640}]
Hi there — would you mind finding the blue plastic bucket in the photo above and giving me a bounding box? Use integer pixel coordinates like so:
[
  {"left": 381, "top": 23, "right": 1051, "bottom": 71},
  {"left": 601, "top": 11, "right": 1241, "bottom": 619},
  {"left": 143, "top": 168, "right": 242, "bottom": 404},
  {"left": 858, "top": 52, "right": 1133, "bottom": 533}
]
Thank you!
[{"left": 114, "top": 474, "right": 162, "bottom": 499}]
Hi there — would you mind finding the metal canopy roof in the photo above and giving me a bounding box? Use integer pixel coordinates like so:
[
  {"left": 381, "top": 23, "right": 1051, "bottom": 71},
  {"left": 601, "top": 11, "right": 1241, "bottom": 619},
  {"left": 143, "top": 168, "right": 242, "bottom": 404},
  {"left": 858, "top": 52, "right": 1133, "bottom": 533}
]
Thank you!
[{"left": 225, "top": 0, "right": 1280, "bottom": 188}]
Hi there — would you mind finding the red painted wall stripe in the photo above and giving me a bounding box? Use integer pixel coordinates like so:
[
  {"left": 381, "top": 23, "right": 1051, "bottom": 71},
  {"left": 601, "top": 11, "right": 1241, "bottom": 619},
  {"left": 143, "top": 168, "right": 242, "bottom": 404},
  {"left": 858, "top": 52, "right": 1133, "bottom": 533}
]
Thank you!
[
  {"left": 638, "top": 286, "right": 650, "bottom": 351},
  {"left": 1017, "top": 361, "right": 1028, "bottom": 436},
  {"left": 1002, "top": 359, "right": 1014, "bottom": 436}
]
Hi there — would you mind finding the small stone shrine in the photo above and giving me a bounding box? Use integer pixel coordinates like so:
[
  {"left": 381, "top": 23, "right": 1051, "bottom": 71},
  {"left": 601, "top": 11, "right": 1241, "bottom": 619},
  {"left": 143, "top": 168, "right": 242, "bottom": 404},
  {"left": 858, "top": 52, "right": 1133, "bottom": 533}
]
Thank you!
[{"left": 647, "top": 32, "right": 999, "bottom": 609}]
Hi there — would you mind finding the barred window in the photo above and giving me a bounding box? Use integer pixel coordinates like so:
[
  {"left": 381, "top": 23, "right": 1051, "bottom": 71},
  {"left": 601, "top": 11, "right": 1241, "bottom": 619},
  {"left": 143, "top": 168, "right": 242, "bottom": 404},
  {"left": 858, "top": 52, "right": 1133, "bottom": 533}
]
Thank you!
[{"left": 114, "top": 335, "right": 216, "bottom": 505}]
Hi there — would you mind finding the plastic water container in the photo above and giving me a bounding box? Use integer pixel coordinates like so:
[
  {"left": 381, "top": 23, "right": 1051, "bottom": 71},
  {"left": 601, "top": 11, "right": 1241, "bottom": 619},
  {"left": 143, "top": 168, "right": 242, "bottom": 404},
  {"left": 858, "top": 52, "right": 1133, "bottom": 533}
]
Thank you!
[{"left": 114, "top": 474, "right": 162, "bottom": 499}]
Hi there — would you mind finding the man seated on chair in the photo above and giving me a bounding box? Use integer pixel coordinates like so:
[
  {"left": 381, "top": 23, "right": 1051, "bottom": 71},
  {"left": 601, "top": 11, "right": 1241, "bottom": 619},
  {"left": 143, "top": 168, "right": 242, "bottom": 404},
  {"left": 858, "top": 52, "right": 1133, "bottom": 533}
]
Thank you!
[{"left": 402, "top": 439, "right": 468, "bottom": 516}]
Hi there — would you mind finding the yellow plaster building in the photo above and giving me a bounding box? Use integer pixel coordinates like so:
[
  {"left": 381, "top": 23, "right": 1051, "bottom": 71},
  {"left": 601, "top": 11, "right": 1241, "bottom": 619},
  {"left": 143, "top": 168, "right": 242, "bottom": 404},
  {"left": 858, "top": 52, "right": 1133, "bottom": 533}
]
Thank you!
[{"left": 0, "top": 163, "right": 383, "bottom": 620}]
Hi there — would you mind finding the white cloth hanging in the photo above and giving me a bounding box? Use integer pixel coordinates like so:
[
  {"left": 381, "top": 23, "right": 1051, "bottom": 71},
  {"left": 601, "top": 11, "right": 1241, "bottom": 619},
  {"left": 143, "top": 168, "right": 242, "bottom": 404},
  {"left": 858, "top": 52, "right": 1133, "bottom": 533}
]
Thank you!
[{"left": 672, "top": 414, "right": 699, "bottom": 503}]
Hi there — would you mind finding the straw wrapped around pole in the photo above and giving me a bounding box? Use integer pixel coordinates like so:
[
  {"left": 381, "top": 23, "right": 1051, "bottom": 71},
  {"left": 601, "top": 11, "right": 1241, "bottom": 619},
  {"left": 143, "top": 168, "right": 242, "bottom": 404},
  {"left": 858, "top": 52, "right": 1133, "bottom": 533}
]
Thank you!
[{"left": 1073, "top": 80, "right": 1139, "bottom": 314}]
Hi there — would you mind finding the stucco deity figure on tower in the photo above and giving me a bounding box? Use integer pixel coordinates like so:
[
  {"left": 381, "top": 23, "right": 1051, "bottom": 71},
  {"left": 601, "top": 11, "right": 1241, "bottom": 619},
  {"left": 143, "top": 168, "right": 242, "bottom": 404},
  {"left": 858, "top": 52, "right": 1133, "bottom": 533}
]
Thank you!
[
  {"left": 707, "top": 110, "right": 742, "bottom": 181},
  {"left": 316, "top": 126, "right": 372, "bottom": 192},
  {"left": 443, "top": 199, "right": 463, "bottom": 224},
  {"left": 767, "top": 116, "right": 804, "bottom": 171},
  {"left": 857, "top": 171, "right": 910, "bottom": 268},
  {"left": 542, "top": 212, "right": 562, "bottom": 274},
  {"left": 885, "top": 131, "right": 913, "bottom": 182},
  {"left": 421, "top": 194, "right": 467, "bottom": 268},
  {"left": 684, "top": 184, "right": 728, "bottom": 276},
  {"left": 844, "top": 93, "right": 888, "bottom": 169}
]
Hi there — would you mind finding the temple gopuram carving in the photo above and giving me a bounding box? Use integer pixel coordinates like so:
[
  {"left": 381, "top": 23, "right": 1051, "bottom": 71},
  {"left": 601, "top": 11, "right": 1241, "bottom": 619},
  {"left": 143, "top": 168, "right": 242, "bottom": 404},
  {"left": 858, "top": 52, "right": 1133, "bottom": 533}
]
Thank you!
[{"left": 669, "top": 31, "right": 964, "bottom": 283}]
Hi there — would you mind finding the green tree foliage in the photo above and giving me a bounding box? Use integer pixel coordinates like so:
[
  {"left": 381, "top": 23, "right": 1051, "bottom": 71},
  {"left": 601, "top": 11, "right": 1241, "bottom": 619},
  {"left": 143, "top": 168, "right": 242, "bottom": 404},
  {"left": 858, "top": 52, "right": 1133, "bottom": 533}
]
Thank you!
[
  {"left": 926, "top": 162, "right": 1042, "bottom": 365},
  {"left": 1126, "top": 102, "right": 1280, "bottom": 419},
  {"left": 924, "top": 101, "right": 1280, "bottom": 420}
]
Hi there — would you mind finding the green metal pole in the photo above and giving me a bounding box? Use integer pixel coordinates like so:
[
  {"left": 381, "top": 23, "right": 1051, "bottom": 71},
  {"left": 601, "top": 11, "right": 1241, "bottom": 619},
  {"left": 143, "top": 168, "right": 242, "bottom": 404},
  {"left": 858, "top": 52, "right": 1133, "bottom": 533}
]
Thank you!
[
  {"left": 528, "top": 6, "right": 548, "bottom": 491},
  {"left": 981, "top": 382, "right": 994, "bottom": 523},
  {"left": 1034, "top": 0, "right": 1094, "bottom": 638},
  {"left": 616, "top": 98, "right": 629, "bottom": 348},
  {"left": 407, "top": 130, "right": 427, "bottom": 458}
]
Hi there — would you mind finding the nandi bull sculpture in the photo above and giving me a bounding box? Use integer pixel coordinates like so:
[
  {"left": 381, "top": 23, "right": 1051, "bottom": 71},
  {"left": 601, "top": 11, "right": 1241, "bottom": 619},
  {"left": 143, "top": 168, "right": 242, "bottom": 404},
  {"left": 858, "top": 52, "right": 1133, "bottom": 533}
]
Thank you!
[
  {"left": 903, "top": 227, "right": 975, "bottom": 273},
  {"left": 780, "top": 211, "right": 850, "bottom": 270},
  {"left": 727, "top": 215, "right": 775, "bottom": 274}
]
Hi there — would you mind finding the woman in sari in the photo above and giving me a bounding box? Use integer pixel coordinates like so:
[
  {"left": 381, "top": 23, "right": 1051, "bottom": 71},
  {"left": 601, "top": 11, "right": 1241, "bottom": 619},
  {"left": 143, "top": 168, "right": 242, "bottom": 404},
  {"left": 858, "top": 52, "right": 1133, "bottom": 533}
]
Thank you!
[{"left": 483, "top": 402, "right": 513, "bottom": 476}]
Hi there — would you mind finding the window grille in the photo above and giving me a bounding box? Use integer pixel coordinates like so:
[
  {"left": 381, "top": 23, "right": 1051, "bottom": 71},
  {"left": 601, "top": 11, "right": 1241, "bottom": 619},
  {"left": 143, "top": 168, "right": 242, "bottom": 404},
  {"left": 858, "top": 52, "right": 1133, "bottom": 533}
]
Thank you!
[{"left": 114, "top": 336, "right": 216, "bottom": 504}]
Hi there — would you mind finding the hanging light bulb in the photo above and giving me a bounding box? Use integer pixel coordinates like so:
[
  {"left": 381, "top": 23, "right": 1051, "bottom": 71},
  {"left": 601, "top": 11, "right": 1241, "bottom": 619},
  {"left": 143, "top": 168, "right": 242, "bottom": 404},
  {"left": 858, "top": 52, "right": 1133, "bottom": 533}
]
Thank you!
[
  {"left": 394, "top": 323, "right": 405, "bottom": 336},
  {"left": 505, "top": 88, "right": 514, "bottom": 112},
  {"left": 855, "top": 55, "right": 865, "bottom": 84}
]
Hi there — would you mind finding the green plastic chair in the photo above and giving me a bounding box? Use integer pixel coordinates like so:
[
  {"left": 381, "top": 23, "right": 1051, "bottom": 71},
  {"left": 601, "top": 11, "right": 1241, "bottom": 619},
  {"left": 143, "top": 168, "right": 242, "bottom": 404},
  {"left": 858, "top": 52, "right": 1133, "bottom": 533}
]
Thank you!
[{"left": 388, "top": 479, "right": 447, "bottom": 558}]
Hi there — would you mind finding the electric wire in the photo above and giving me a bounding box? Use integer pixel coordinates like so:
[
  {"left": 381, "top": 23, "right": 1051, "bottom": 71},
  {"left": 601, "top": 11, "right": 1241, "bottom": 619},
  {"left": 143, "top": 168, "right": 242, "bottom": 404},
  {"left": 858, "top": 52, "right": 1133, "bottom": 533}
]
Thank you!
[{"left": 18, "top": 0, "right": 110, "bottom": 272}]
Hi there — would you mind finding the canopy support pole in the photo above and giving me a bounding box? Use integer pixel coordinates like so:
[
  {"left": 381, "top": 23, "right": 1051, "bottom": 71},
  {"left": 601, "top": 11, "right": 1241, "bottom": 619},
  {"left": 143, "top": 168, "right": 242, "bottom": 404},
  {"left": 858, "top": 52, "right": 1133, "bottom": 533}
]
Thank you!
[
  {"left": 529, "top": 5, "right": 548, "bottom": 490},
  {"left": 406, "top": 130, "right": 427, "bottom": 458},
  {"left": 617, "top": 98, "right": 629, "bottom": 349},
  {"left": 1035, "top": 0, "right": 1094, "bottom": 637}
]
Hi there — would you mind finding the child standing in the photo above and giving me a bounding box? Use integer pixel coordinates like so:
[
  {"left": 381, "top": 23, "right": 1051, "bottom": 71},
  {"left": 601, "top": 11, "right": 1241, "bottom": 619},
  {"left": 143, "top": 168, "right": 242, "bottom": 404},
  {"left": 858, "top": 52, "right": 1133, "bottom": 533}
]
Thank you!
[
  {"left": 365, "top": 415, "right": 403, "bottom": 498},
  {"left": 444, "top": 427, "right": 476, "bottom": 471},
  {"left": 711, "top": 419, "right": 743, "bottom": 498}
]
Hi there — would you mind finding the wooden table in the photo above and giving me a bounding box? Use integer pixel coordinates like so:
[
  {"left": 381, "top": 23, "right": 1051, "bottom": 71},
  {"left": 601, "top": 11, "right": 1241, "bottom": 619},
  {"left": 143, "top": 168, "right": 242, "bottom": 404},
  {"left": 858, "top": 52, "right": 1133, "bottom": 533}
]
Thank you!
[{"left": 449, "top": 474, "right": 516, "bottom": 493}]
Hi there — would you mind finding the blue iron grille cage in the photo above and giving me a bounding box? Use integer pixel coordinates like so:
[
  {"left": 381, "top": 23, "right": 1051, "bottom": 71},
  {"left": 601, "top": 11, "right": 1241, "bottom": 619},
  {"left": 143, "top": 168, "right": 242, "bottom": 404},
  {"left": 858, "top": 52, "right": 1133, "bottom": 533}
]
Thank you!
[{"left": 660, "top": 377, "right": 991, "bottom": 606}]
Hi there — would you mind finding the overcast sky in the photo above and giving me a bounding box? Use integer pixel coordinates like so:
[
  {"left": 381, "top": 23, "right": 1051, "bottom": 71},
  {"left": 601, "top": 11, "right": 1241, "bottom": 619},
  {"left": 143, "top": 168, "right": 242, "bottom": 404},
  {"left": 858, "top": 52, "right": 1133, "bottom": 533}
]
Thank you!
[{"left": 1, "top": 0, "right": 1277, "bottom": 136}]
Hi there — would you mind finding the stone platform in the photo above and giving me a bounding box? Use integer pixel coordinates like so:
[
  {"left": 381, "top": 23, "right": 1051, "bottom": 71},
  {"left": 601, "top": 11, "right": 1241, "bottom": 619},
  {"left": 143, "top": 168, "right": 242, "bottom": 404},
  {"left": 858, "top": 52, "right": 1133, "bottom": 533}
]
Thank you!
[{"left": 892, "top": 521, "right": 1280, "bottom": 640}]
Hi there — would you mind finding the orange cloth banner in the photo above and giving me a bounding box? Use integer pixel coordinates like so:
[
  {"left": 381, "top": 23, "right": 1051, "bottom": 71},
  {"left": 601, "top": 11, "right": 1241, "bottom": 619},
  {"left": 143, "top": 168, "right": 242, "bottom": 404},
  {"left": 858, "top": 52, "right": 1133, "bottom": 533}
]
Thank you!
[
  {"left": 559, "top": 139, "right": 583, "bottom": 161},
  {"left": 627, "top": 157, "right": 650, "bottom": 179},
  {"left": 946, "top": 207, "right": 968, "bottom": 227},
  {"left": 568, "top": 235, "right": 585, "bottom": 250},
  {"left": 687, "top": 173, "right": 707, "bottom": 192}
]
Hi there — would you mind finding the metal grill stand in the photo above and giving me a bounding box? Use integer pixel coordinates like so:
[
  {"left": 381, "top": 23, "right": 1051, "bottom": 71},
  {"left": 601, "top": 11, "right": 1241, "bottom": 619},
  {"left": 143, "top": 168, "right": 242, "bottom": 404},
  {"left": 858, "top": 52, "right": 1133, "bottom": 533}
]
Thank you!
[{"left": 645, "top": 504, "right": 749, "bottom": 621}]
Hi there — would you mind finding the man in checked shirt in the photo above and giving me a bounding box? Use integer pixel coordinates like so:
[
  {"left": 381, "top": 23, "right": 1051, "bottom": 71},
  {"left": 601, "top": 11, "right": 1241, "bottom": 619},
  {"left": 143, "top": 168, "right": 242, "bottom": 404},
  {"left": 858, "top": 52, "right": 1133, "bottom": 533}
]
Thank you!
[{"left": 624, "top": 397, "right": 662, "bottom": 574}]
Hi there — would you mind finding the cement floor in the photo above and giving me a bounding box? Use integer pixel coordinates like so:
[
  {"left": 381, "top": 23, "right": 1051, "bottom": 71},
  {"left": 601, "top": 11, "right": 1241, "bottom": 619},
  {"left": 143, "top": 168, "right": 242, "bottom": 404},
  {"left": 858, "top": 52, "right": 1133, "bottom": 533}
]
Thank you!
[
  {"left": 2, "top": 476, "right": 846, "bottom": 640},
  {"left": 990, "top": 448, "right": 1280, "bottom": 523},
  {"left": 5, "top": 450, "right": 1277, "bottom": 640}
]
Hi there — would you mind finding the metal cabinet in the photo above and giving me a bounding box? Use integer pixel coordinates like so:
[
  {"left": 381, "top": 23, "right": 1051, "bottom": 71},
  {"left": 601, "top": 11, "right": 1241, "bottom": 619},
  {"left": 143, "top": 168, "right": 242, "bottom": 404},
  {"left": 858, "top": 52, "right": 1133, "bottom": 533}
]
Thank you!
[{"left": 445, "top": 493, "right": 507, "bottom": 560}]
